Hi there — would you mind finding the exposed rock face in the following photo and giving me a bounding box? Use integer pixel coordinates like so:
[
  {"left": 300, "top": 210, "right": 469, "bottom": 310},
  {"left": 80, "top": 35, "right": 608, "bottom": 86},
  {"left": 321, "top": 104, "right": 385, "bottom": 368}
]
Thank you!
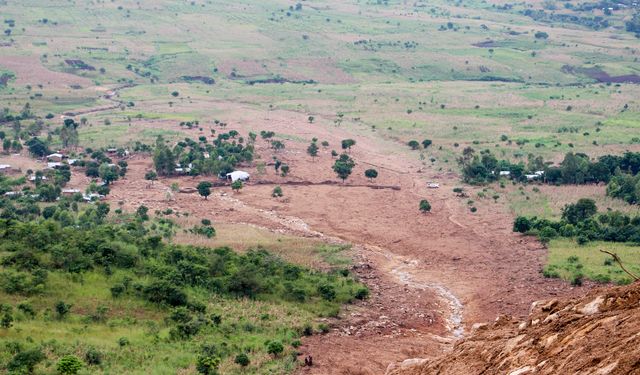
[{"left": 387, "top": 282, "right": 640, "bottom": 375}]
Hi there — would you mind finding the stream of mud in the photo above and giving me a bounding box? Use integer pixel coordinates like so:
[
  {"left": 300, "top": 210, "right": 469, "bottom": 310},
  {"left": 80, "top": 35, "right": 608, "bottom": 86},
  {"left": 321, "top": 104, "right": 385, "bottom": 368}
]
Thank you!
[{"left": 218, "top": 193, "right": 467, "bottom": 338}]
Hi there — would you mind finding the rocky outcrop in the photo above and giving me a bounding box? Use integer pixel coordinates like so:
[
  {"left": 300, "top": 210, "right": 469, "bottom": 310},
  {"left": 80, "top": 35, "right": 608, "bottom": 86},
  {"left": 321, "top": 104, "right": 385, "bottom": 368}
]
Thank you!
[{"left": 387, "top": 282, "right": 640, "bottom": 375}]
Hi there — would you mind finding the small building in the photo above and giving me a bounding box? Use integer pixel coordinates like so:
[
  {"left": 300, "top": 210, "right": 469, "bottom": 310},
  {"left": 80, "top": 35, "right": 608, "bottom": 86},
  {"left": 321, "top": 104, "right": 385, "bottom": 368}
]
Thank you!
[
  {"left": 427, "top": 182, "right": 440, "bottom": 189},
  {"left": 226, "top": 171, "right": 250, "bottom": 182},
  {"left": 47, "top": 162, "right": 64, "bottom": 169},
  {"left": 499, "top": 171, "right": 511, "bottom": 177},
  {"left": 534, "top": 170, "right": 545, "bottom": 176},
  {"left": 525, "top": 174, "right": 539, "bottom": 181},
  {"left": 28, "top": 175, "right": 47, "bottom": 182},
  {"left": 0, "top": 164, "right": 12, "bottom": 173},
  {"left": 83, "top": 193, "right": 104, "bottom": 202},
  {"left": 47, "top": 153, "right": 65, "bottom": 162},
  {"left": 61, "top": 188, "right": 81, "bottom": 196}
]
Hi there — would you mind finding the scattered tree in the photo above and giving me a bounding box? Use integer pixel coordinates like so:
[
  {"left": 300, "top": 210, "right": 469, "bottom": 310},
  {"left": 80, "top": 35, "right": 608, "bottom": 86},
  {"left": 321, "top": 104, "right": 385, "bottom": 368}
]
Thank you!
[
  {"left": 231, "top": 180, "right": 243, "bottom": 193},
  {"left": 419, "top": 199, "right": 431, "bottom": 213},
  {"left": 333, "top": 153, "right": 355, "bottom": 183},
  {"left": 280, "top": 164, "right": 290, "bottom": 177},
  {"left": 197, "top": 181, "right": 212, "bottom": 200},
  {"left": 341, "top": 139, "right": 356, "bottom": 152},
  {"left": 56, "top": 355, "right": 83, "bottom": 375},
  {"left": 144, "top": 171, "right": 157, "bottom": 186},
  {"left": 307, "top": 142, "right": 319, "bottom": 160},
  {"left": 364, "top": 168, "right": 378, "bottom": 182},
  {"left": 408, "top": 140, "right": 420, "bottom": 150}
]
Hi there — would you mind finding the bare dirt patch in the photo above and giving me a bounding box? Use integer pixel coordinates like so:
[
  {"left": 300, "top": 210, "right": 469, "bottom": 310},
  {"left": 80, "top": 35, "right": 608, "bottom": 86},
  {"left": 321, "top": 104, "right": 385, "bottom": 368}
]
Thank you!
[
  {"left": 0, "top": 56, "right": 93, "bottom": 87},
  {"left": 105, "top": 106, "right": 584, "bottom": 374}
]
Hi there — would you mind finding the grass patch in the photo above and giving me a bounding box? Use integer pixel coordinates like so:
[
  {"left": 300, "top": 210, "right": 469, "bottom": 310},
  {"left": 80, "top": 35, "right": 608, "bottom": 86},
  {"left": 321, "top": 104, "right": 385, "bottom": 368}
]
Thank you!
[{"left": 544, "top": 238, "right": 640, "bottom": 285}]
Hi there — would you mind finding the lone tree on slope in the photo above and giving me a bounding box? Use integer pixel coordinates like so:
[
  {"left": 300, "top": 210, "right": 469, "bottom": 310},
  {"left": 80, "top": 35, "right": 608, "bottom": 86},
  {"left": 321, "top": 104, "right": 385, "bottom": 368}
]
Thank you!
[
  {"left": 341, "top": 139, "right": 356, "bottom": 153},
  {"left": 307, "top": 142, "right": 319, "bottom": 160},
  {"left": 364, "top": 168, "right": 378, "bottom": 182},
  {"left": 197, "top": 181, "right": 212, "bottom": 200},
  {"left": 144, "top": 171, "right": 157, "bottom": 187},
  {"left": 419, "top": 199, "right": 431, "bottom": 213},
  {"left": 333, "top": 153, "right": 355, "bottom": 183}
]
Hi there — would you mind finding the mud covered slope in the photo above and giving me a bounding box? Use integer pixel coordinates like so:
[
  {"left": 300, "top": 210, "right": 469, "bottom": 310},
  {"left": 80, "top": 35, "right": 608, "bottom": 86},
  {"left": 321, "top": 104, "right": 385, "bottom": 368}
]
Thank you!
[{"left": 387, "top": 282, "right": 640, "bottom": 375}]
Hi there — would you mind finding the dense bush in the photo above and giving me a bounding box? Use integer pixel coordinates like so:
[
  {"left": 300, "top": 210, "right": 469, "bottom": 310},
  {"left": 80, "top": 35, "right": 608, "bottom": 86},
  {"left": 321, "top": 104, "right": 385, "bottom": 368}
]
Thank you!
[{"left": 514, "top": 199, "right": 640, "bottom": 244}]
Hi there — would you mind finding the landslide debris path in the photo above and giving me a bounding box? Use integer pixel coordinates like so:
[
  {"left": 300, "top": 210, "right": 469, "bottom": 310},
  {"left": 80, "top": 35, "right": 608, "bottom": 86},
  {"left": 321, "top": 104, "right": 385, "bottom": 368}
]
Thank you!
[
  {"left": 107, "top": 111, "right": 583, "bottom": 374},
  {"left": 387, "top": 282, "right": 640, "bottom": 375}
]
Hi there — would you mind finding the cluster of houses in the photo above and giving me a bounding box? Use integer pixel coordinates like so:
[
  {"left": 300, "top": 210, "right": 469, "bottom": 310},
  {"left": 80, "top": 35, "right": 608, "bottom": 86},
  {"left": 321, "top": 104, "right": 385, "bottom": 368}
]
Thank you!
[{"left": 0, "top": 149, "right": 126, "bottom": 202}]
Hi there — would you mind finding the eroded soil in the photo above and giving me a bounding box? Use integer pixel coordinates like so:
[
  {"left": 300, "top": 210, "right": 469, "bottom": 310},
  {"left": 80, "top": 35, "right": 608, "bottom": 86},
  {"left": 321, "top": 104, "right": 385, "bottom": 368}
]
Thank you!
[{"left": 101, "top": 105, "right": 585, "bottom": 374}]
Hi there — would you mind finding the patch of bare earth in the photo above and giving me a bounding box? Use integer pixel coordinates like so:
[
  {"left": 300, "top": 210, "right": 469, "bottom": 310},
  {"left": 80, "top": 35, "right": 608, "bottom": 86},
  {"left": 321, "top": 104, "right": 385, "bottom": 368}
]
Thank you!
[
  {"left": 105, "top": 107, "right": 585, "bottom": 374},
  {"left": 0, "top": 55, "right": 93, "bottom": 87}
]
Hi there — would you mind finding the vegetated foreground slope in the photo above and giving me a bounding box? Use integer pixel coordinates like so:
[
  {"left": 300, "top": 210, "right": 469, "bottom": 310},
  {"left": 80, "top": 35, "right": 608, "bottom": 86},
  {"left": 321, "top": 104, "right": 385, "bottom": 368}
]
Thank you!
[{"left": 387, "top": 281, "right": 640, "bottom": 375}]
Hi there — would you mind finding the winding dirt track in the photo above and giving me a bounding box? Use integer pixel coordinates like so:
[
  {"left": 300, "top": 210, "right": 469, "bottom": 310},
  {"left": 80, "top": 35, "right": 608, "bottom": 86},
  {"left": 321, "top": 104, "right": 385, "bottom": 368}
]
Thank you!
[{"left": 102, "top": 105, "right": 584, "bottom": 374}]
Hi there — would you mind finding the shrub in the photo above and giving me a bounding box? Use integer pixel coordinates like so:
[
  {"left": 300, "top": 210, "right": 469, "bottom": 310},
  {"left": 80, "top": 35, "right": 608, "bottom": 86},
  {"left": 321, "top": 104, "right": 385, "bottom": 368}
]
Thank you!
[
  {"left": 143, "top": 280, "right": 188, "bottom": 306},
  {"left": 419, "top": 199, "right": 431, "bottom": 213},
  {"left": 110, "top": 283, "right": 126, "bottom": 298},
  {"left": 318, "top": 323, "right": 330, "bottom": 333},
  {"left": 55, "top": 301, "right": 71, "bottom": 319},
  {"left": 7, "top": 348, "right": 45, "bottom": 373},
  {"left": 576, "top": 235, "right": 589, "bottom": 245},
  {"left": 85, "top": 347, "right": 102, "bottom": 365},
  {"left": 196, "top": 355, "right": 220, "bottom": 374},
  {"left": 234, "top": 353, "right": 250, "bottom": 367},
  {"left": 118, "top": 337, "right": 129, "bottom": 347},
  {"left": 56, "top": 355, "right": 83, "bottom": 374},
  {"left": 354, "top": 287, "right": 369, "bottom": 300},
  {"left": 513, "top": 216, "right": 531, "bottom": 233},
  {"left": 266, "top": 341, "right": 284, "bottom": 356},
  {"left": 317, "top": 283, "right": 336, "bottom": 301},
  {"left": 272, "top": 186, "right": 283, "bottom": 197}
]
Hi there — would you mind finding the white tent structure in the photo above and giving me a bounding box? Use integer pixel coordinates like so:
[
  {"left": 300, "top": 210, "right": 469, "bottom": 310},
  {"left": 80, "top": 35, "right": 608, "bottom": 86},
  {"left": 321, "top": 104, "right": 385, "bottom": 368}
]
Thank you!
[{"left": 226, "top": 171, "right": 250, "bottom": 182}]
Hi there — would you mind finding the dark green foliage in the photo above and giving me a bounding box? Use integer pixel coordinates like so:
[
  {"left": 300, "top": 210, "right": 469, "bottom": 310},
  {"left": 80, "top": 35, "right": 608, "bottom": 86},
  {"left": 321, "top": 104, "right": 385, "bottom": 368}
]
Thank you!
[
  {"left": 234, "top": 353, "right": 250, "bottom": 367},
  {"left": 607, "top": 173, "right": 640, "bottom": 204},
  {"left": 419, "top": 199, "right": 431, "bottom": 213},
  {"left": 56, "top": 355, "right": 83, "bottom": 374},
  {"left": 25, "top": 137, "right": 49, "bottom": 157},
  {"left": 143, "top": 280, "right": 188, "bottom": 306},
  {"left": 341, "top": 139, "right": 356, "bottom": 151},
  {"left": 317, "top": 283, "right": 336, "bottom": 301},
  {"left": 7, "top": 348, "right": 45, "bottom": 373},
  {"left": 407, "top": 140, "right": 420, "bottom": 150},
  {"left": 307, "top": 142, "right": 319, "bottom": 159},
  {"left": 266, "top": 341, "right": 284, "bottom": 356},
  {"left": 514, "top": 198, "right": 640, "bottom": 244},
  {"left": 332, "top": 153, "right": 355, "bottom": 182},
  {"left": 422, "top": 139, "right": 432, "bottom": 148},
  {"left": 197, "top": 181, "right": 212, "bottom": 199},
  {"left": 84, "top": 347, "right": 102, "bottom": 365},
  {"left": 272, "top": 186, "right": 283, "bottom": 197},
  {"left": 354, "top": 287, "right": 369, "bottom": 300},
  {"left": 55, "top": 301, "right": 72, "bottom": 319},
  {"left": 562, "top": 198, "right": 597, "bottom": 225},
  {"left": 364, "top": 168, "right": 378, "bottom": 181},
  {"left": 513, "top": 216, "right": 532, "bottom": 233}
]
